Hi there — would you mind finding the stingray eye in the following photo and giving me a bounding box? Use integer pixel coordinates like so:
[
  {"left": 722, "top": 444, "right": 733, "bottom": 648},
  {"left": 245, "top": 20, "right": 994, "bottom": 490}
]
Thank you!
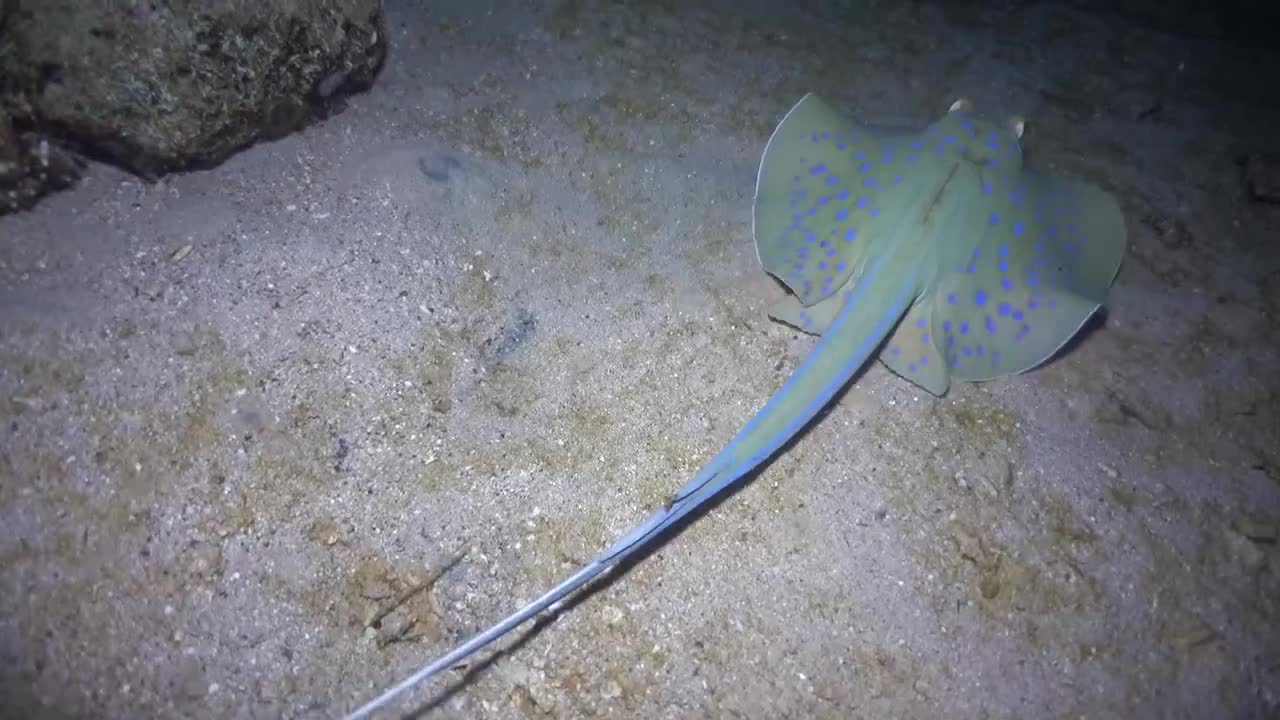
[
  {"left": 1008, "top": 115, "right": 1026, "bottom": 139},
  {"left": 948, "top": 98, "right": 972, "bottom": 113}
]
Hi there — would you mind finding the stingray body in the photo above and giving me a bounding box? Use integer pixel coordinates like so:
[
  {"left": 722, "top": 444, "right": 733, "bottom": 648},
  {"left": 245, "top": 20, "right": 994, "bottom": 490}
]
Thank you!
[{"left": 345, "top": 94, "right": 1125, "bottom": 718}]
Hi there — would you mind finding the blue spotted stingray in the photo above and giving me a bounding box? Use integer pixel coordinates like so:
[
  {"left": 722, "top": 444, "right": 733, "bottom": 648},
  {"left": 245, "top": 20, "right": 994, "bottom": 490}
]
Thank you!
[{"left": 345, "top": 94, "right": 1125, "bottom": 718}]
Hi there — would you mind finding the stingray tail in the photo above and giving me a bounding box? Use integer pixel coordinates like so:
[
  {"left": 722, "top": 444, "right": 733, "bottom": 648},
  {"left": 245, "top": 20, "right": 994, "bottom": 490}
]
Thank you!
[
  {"left": 630, "top": 250, "right": 920, "bottom": 550},
  {"left": 344, "top": 254, "right": 919, "bottom": 720}
]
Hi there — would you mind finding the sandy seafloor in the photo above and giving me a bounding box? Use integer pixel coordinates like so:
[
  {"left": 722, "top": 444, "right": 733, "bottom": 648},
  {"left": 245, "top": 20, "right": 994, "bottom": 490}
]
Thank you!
[{"left": 2, "top": 1, "right": 1279, "bottom": 718}]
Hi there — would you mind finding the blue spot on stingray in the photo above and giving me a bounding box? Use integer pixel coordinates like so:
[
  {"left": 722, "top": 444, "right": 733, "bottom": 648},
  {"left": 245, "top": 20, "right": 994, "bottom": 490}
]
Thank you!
[
  {"left": 837, "top": 143, "right": 847, "bottom": 150},
  {"left": 908, "top": 363, "right": 917, "bottom": 372},
  {"left": 837, "top": 189, "right": 850, "bottom": 200},
  {"left": 806, "top": 207, "right": 816, "bottom": 216},
  {"left": 944, "top": 134, "right": 956, "bottom": 143},
  {"left": 834, "top": 208, "right": 848, "bottom": 221},
  {"left": 917, "top": 317, "right": 927, "bottom": 328},
  {"left": 985, "top": 316, "right": 996, "bottom": 334},
  {"left": 819, "top": 261, "right": 828, "bottom": 270},
  {"left": 991, "top": 350, "right": 1002, "bottom": 367},
  {"left": 943, "top": 320, "right": 952, "bottom": 331},
  {"left": 864, "top": 177, "right": 876, "bottom": 187},
  {"left": 972, "top": 248, "right": 981, "bottom": 259},
  {"left": 836, "top": 261, "right": 846, "bottom": 272},
  {"left": 809, "top": 163, "right": 826, "bottom": 174},
  {"left": 870, "top": 207, "right": 880, "bottom": 217},
  {"left": 948, "top": 335, "right": 956, "bottom": 347},
  {"left": 856, "top": 196, "right": 868, "bottom": 208},
  {"left": 959, "top": 321, "right": 970, "bottom": 335},
  {"left": 988, "top": 211, "right": 999, "bottom": 225},
  {"left": 985, "top": 138, "right": 999, "bottom": 150},
  {"left": 820, "top": 240, "right": 830, "bottom": 248},
  {"left": 892, "top": 175, "right": 903, "bottom": 183},
  {"left": 919, "top": 355, "right": 929, "bottom": 365},
  {"left": 891, "top": 346, "right": 901, "bottom": 356},
  {"left": 854, "top": 149, "right": 866, "bottom": 159},
  {"left": 946, "top": 293, "right": 956, "bottom": 304},
  {"left": 905, "top": 154, "right": 917, "bottom": 163},
  {"left": 1012, "top": 309, "right": 1023, "bottom": 320},
  {"left": 858, "top": 162, "right": 870, "bottom": 173},
  {"left": 981, "top": 182, "right": 993, "bottom": 194},
  {"left": 826, "top": 176, "right": 839, "bottom": 186},
  {"left": 975, "top": 289, "right": 988, "bottom": 306},
  {"left": 998, "top": 244, "right": 1008, "bottom": 257},
  {"left": 975, "top": 344, "right": 984, "bottom": 356},
  {"left": 818, "top": 196, "right": 830, "bottom": 205},
  {"left": 997, "top": 302, "right": 1011, "bottom": 315},
  {"left": 844, "top": 228, "right": 857, "bottom": 242},
  {"left": 826, "top": 247, "right": 836, "bottom": 257},
  {"left": 921, "top": 333, "right": 930, "bottom": 344},
  {"left": 1000, "top": 276, "right": 1013, "bottom": 291},
  {"left": 998, "top": 260, "right": 1008, "bottom": 273},
  {"left": 804, "top": 232, "right": 816, "bottom": 242},
  {"left": 1027, "top": 299, "right": 1038, "bottom": 309},
  {"left": 962, "top": 346, "right": 972, "bottom": 356},
  {"left": 911, "top": 140, "right": 923, "bottom": 149},
  {"left": 1012, "top": 221, "right": 1024, "bottom": 235},
  {"left": 882, "top": 152, "right": 893, "bottom": 163}
]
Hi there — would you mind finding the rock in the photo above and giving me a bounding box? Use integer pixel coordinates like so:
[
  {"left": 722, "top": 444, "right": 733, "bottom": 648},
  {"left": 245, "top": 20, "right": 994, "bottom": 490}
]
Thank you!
[
  {"left": 0, "top": 109, "right": 85, "bottom": 213},
  {"left": 0, "top": 0, "right": 386, "bottom": 213}
]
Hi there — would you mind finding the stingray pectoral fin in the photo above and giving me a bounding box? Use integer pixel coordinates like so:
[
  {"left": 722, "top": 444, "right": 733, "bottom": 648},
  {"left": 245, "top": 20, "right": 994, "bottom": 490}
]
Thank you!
[
  {"left": 932, "top": 169, "right": 1126, "bottom": 381},
  {"left": 754, "top": 94, "right": 927, "bottom": 307}
]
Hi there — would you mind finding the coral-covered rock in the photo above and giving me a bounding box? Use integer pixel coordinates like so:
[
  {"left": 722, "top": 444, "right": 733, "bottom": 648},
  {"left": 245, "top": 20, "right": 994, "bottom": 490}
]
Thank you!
[{"left": 0, "top": 0, "right": 386, "bottom": 213}]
